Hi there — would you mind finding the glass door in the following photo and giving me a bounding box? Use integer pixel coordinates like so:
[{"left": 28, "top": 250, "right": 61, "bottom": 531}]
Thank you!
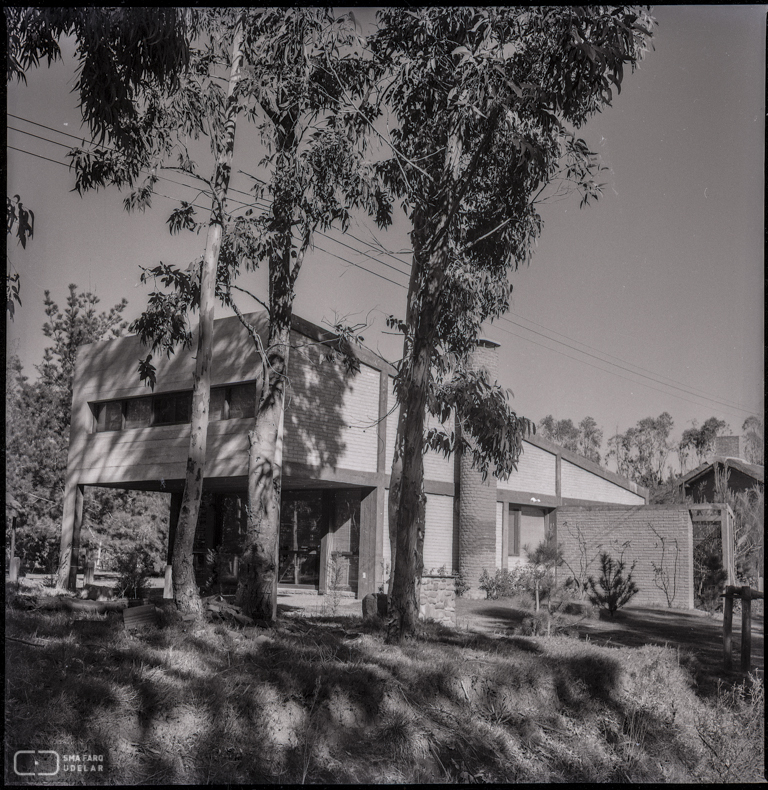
[{"left": 279, "top": 491, "right": 325, "bottom": 587}]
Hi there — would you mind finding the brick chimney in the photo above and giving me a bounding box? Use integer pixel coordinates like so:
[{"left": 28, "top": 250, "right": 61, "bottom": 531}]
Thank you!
[
  {"left": 458, "top": 339, "right": 500, "bottom": 599},
  {"left": 714, "top": 435, "right": 746, "bottom": 460}
]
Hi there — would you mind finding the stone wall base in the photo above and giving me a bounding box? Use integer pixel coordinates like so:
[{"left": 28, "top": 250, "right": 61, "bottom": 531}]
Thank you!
[{"left": 419, "top": 574, "right": 457, "bottom": 627}]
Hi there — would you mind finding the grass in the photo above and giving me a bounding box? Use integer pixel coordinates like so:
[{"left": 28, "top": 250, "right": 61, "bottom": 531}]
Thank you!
[{"left": 5, "top": 582, "right": 765, "bottom": 785}]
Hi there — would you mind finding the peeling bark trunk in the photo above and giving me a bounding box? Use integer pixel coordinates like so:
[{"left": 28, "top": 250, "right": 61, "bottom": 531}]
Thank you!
[
  {"left": 171, "top": 20, "right": 245, "bottom": 616},
  {"left": 236, "top": 211, "right": 294, "bottom": 621}
]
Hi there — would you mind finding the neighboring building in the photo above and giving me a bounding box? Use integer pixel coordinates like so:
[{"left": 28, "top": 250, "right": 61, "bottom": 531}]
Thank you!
[
  {"left": 676, "top": 436, "right": 764, "bottom": 503},
  {"left": 58, "top": 312, "right": 649, "bottom": 598}
]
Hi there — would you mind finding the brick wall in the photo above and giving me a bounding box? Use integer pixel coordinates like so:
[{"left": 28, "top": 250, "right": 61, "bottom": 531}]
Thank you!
[
  {"left": 284, "top": 334, "right": 380, "bottom": 473},
  {"left": 561, "top": 459, "right": 646, "bottom": 505},
  {"left": 558, "top": 506, "right": 694, "bottom": 609},
  {"left": 459, "top": 340, "right": 501, "bottom": 598},
  {"left": 496, "top": 440, "right": 557, "bottom": 496}
]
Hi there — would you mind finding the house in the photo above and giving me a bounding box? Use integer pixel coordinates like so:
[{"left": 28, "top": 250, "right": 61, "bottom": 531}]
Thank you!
[
  {"left": 58, "top": 312, "right": 649, "bottom": 600},
  {"left": 676, "top": 436, "right": 764, "bottom": 503}
]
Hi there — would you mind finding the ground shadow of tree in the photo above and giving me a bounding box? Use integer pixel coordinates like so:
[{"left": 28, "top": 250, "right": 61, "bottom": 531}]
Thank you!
[{"left": 7, "top": 598, "right": 741, "bottom": 785}]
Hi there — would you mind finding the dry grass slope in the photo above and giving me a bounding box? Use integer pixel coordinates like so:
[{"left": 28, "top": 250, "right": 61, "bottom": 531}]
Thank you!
[{"left": 5, "top": 585, "right": 765, "bottom": 784}]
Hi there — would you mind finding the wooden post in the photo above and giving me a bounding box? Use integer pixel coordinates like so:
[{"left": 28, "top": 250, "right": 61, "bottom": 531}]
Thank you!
[
  {"left": 740, "top": 585, "right": 752, "bottom": 673},
  {"left": 67, "top": 485, "right": 85, "bottom": 591},
  {"left": 9, "top": 518, "right": 19, "bottom": 582},
  {"left": 723, "top": 588, "right": 734, "bottom": 670}
]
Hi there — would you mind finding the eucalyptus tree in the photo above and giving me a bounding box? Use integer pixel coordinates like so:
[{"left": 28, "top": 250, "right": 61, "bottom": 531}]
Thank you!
[
  {"left": 370, "top": 7, "right": 654, "bottom": 641},
  {"left": 8, "top": 8, "right": 389, "bottom": 616}
]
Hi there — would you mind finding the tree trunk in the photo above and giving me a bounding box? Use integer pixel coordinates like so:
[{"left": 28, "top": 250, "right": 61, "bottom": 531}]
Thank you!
[
  {"left": 236, "top": 219, "right": 293, "bottom": 621},
  {"left": 171, "top": 19, "right": 245, "bottom": 616}
]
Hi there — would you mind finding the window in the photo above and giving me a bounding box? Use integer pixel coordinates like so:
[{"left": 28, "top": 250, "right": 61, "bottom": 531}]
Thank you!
[
  {"left": 90, "top": 381, "right": 255, "bottom": 433},
  {"left": 124, "top": 397, "right": 152, "bottom": 429},
  {"left": 94, "top": 400, "right": 124, "bottom": 432},
  {"left": 153, "top": 391, "right": 193, "bottom": 425},
  {"left": 508, "top": 507, "right": 521, "bottom": 556}
]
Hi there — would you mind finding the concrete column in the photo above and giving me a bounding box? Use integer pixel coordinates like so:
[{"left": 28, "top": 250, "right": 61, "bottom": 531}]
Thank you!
[
  {"left": 458, "top": 339, "right": 501, "bottom": 598},
  {"left": 164, "top": 491, "right": 183, "bottom": 598},
  {"left": 58, "top": 483, "right": 84, "bottom": 590}
]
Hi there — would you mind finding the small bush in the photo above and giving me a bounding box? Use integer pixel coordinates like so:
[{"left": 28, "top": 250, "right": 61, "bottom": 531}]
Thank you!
[
  {"left": 587, "top": 552, "right": 638, "bottom": 617},
  {"left": 454, "top": 570, "right": 470, "bottom": 598},
  {"left": 697, "top": 552, "right": 727, "bottom": 613},
  {"left": 113, "top": 545, "right": 154, "bottom": 599},
  {"left": 479, "top": 568, "right": 520, "bottom": 600}
]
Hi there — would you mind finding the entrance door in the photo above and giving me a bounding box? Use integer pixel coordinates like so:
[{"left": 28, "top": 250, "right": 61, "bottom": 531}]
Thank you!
[{"left": 279, "top": 491, "right": 325, "bottom": 587}]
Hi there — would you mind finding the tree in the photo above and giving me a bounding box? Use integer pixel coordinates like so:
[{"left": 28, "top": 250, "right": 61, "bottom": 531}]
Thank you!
[
  {"left": 15, "top": 8, "right": 389, "bottom": 616},
  {"left": 4, "top": 287, "right": 167, "bottom": 576},
  {"left": 679, "top": 416, "right": 729, "bottom": 469},
  {"left": 538, "top": 414, "right": 603, "bottom": 464},
  {"left": 741, "top": 416, "right": 764, "bottom": 466},
  {"left": 6, "top": 194, "right": 34, "bottom": 318},
  {"left": 539, "top": 415, "right": 580, "bottom": 453},
  {"left": 607, "top": 411, "right": 673, "bottom": 490},
  {"left": 372, "top": 7, "right": 653, "bottom": 641}
]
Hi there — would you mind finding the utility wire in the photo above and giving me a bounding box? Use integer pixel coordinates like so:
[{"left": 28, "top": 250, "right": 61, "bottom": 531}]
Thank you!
[{"left": 8, "top": 118, "right": 759, "bottom": 419}]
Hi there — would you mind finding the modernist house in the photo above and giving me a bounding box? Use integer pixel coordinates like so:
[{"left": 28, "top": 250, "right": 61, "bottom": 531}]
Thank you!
[{"left": 59, "top": 312, "right": 649, "bottom": 599}]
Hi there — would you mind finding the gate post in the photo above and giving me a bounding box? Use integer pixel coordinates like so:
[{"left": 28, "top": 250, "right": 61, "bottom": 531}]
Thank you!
[
  {"left": 722, "top": 587, "right": 734, "bottom": 670},
  {"left": 740, "top": 585, "right": 752, "bottom": 672}
]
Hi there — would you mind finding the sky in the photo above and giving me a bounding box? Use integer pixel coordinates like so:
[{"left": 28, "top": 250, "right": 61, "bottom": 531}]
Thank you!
[{"left": 5, "top": 6, "right": 765, "bottom": 476}]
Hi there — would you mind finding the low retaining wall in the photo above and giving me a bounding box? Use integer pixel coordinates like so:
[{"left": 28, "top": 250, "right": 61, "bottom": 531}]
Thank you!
[
  {"left": 419, "top": 574, "right": 457, "bottom": 626},
  {"left": 557, "top": 505, "right": 694, "bottom": 609}
]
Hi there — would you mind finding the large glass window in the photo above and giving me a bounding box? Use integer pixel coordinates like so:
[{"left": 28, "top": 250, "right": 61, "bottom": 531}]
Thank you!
[
  {"left": 94, "top": 400, "right": 123, "bottom": 432},
  {"left": 152, "top": 391, "right": 193, "bottom": 425}
]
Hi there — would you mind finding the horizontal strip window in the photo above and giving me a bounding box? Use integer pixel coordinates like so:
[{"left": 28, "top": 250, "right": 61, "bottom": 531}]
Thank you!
[{"left": 91, "top": 382, "right": 256, "bottom": 433}]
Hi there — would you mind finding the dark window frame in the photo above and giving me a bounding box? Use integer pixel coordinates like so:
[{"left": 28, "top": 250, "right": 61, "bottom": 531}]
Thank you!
[
  {"left": 90, "top": 380, "right": 257, "bottom": 433},
  {"left": 508, "top": 506, "right": 521, "bottom": 557}
]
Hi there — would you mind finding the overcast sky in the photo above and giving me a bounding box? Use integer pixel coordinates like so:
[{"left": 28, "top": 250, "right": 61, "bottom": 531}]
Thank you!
[{"left": 6, "top": 6, "right": 765, "bottom": 474}]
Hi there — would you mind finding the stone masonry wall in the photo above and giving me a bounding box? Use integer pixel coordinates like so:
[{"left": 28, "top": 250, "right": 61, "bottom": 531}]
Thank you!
[
  {"left": 558, "top": 506, "right": 694, "bottom": 609},
  {"left": 419, "top": 574, "right": 457, "bottom": 627}
]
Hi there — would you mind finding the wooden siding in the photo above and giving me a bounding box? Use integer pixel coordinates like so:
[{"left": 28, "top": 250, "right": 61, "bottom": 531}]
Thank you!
[
  {"left": 495, "top": 502, "right": 503, "bottom": 568},
  {"left": 561, "top": 459, "right": 646, "bottom": 505}
]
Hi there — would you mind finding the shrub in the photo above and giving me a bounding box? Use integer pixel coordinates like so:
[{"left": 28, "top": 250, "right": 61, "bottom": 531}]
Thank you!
[
  {"left": 587, "top": 551, "right": 639, "bottom": 617},
  {"left": 523, "top": 540, "right": 563, "bottom": 612},
  {"left": 454, "top": 570, "right": 470, "bottom": 598},
  {"left": 113, "top": 545, "right": 154, "bottom": 599},
  {"left": 696, "top": 552, "right": 727, "bottom": 613},
  {"left": 478, "top": 568, "right": 519, "bottom": 600}
]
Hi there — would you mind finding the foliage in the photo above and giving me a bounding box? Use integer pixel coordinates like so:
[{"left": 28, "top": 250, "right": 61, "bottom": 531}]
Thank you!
[
  {"left": 539, "top": 414, "right": 603, "bottom": 465},
  {"left": 607, "top": 412, "right": 674, "bottom": 489},
  {"left": 741, "top": 416, "right": 764, "bottom": 466},
  {"left": 587, "top": 551, "right": 639, "bottom": 617},
  {"left": 523, "top": 540, "right": 564, "bottom": 613},
  {"left": 560, "top": 519, "right": 603, "bottom": 599},
  {"left": 679, "top": 417, "right": 729, "bottom": 470},
  {"left": 478, "top": 567, "right": 521, "bottom": 600},
  {"left": 379, "top": 5, "right": 654, "bottom": 642},
  {"left": 649, "top": 524, "right": 680, "bottom": 608},
  {"left": 5, "top": 288, "right": 167, "bottom": 581},
  {"left": 696, "top": 552, "right": 727, "bottom": 614},
  {"left": 6, "top": 194, "right": 34, "bottom": 318},
  {"left": 113, "top": 545, "right": 154, "bottom": 599},
  {"left": 453, "top": 570, "right": 470, "bottom": 598},
  {"left": 378, "top": 6, "right": 654, "bottom": 641}
]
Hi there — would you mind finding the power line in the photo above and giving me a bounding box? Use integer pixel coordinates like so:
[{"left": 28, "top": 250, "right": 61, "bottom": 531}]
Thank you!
[
  {"left": 8, "top": 118, "right": 759, "bottom": 419},
  {"left": 485, "top": 321, "right": 759, "bottom": 421}
]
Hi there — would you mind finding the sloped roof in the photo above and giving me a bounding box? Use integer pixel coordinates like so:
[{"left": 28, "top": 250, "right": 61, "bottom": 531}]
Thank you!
[{"left": 678, "top": 456, "right": 764, "bottom": 489}]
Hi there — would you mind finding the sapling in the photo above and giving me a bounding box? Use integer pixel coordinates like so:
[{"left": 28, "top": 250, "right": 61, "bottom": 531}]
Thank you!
[{"left": 587, "top": 551, "right": 639, "bottom": 617}]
